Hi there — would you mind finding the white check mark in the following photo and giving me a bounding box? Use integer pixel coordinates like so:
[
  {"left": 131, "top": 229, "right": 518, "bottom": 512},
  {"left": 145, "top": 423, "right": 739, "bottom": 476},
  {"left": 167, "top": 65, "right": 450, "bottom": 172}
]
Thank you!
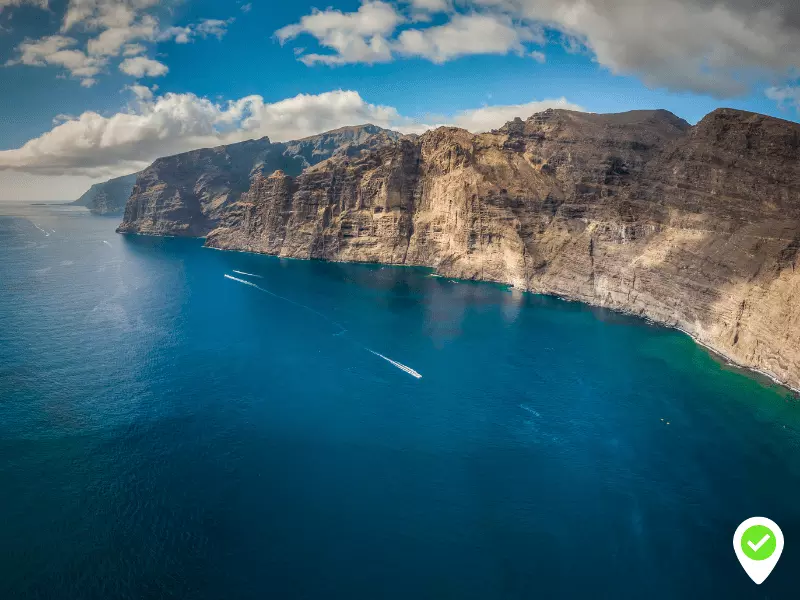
[{"left": 748, "top": 534, "right": 770, "bottom": 552}]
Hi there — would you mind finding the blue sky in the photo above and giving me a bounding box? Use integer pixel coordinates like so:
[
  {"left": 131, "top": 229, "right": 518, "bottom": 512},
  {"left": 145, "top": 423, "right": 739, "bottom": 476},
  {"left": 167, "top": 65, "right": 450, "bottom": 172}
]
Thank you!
[{"left": 1, "top": 0, "right": 799, "bottom": 200}]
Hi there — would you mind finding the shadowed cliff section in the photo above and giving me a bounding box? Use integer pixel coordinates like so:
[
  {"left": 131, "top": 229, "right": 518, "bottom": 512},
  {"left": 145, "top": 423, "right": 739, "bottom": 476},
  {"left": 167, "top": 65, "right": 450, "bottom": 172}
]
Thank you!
[
  {"left": 72, "top": 172, "right": 139, "bottom": 215},
  {"left": 120, "top": 108, "right": 800, "bottom": 389},
  {"left": 116, "top": 125, "right": 401, "bottom": 237}
]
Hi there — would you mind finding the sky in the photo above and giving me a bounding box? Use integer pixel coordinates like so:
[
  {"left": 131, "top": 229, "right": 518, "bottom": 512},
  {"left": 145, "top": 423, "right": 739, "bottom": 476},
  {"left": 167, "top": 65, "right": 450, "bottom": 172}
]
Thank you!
[{"left": 0, "top": 0, "right": 799, "bottom": 201}]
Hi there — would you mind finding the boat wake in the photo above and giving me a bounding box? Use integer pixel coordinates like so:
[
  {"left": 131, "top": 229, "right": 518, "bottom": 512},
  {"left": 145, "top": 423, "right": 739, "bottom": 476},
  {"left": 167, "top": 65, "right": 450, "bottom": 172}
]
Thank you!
[
  {"left": 224, "top": 274, "right": 346, "bottom": 331},
  {"left": 366, "top": 349, "right": 423, "bottom": 379},
  {"left": 232, "top": 270, "right": 262, "bottom": 278},
  {"left": 32, "top": 223, "right": 50, "bottom": 237},
  {"left": 224, "top": 273, "right": 422, "bottom": 380},
  {"left": 225, "top": 274, "right": 259, "bottom": 290}
]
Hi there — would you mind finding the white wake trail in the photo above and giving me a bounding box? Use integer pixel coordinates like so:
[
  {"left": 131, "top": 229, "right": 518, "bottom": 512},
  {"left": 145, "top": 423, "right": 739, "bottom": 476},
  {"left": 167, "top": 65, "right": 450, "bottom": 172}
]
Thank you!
[
  {"left": 224, "top": 273, "right": 422, "bottom": 380},
  {"left": 33, "top": 223, "right": 50, "bottom": 237},
  {"left": 232, "top": 270, "right": 262, "bottom": 278},
  {"left": 225, "top": 274, "right": 260, "bottom": 289},
  {"left": 103, "top": 240, "right": 112, "bottom": 247},
  {"left": 366, "top": 349, "right": 423, "bottom": 379},
  {"left": 224, "top": 274, "right": 346, "bottom": 330}
]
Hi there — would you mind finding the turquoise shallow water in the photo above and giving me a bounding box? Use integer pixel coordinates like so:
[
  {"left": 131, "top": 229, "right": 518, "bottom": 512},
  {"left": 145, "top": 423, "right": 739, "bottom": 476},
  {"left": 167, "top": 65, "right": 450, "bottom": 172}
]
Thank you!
[{"left": 1, "top": 205, "right": 799, "bottom": 599}]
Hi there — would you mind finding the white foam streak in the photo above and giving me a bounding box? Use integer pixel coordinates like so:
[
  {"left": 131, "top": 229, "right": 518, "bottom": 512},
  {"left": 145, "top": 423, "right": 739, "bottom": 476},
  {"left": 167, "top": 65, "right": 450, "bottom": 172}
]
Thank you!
[
  {"left": 224, "top": 273, "right": 422, "bottom": 380},
  {"left": 32, "top": 222, "right": 50, "bottom": 237},
  {"left": 224, "top": 273, "right": 346, "bottom": 330},
  {"left": 367, "top": 349, "right": 423, "bottom": 379},
  {"left": 224, "top": 274, "right": 260, "bottom": 289},
  {"left": 232, "top": 270, "right": 263, "bottom": 278}
]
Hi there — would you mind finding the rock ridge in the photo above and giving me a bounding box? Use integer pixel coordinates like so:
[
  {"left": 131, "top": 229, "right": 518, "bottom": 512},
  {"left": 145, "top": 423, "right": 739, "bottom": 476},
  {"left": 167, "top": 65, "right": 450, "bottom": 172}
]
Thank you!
[
  {"left": 120, "top": 109, "right": 800, "bottom": 390},
  {"left": 72, "top": 172, "right": 139, "bottom": 215},
  {"left": 116, "top": 125, "right": 402, "bottom": 236}
]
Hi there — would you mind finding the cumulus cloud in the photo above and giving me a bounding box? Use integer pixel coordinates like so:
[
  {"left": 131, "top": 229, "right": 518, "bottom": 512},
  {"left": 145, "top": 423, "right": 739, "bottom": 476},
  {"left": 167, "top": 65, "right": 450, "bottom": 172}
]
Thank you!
[
  {"left": 6, "top": 35, "right": 107, "bottom": 82},
  {"left": 766, "top": 85, "right": 800, "bottom": 110},
  {"left": 405, "top": 0, "right": 450, "bottom": 12},
  {"left": 0, "top": 0, "right": 47, "bottom": 11},
  {"left": 119, "top": 56, "right": 167, "bottom": 77},
  {"left": 122, "top": 43, "right": 146, "bottom": 56},
  {"left": 125, "top": 83, "right": 154, "bottom": 101},
  {"left": 159, "top": 17, "right": 235, "bottom": 44},
  {"left": 0, "top": 89, "right": 580, "bottom": 178},
  {"left": 276, "top": 0, "right": 800, "bottom": 97},
  {"left": 276, "top": 1, "right": 401, "bottom": 65},
  {"left": 276, "top": 1, "right": 546, "bottom": 66},
  {"left": 86, "top": 14, "right": 157, "bottom": 56},
  {"left": 0, "top": 0, "right": 47, "bottom": 9},
  {"left": 61, "top": 0, "right": 159, "bottom": 32},
  {"left": 0, "top": 90, "right": 400, "bottom": 177},
  {"left": 5, "top": 0, "right": 234, "bottom": 85},
  {"left": 450, "top": 97, "right": 582, "bottom": 131},
  {"left": 396, "top": 13, "right": 540, "bottom": 63},
  {"left": 493, "top": 0, "right": 800, "bottom": 97}
]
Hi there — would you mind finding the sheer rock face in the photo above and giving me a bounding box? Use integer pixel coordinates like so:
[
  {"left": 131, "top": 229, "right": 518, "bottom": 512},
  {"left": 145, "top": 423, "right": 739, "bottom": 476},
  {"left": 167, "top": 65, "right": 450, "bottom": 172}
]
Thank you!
[
  {"left": 72, "top": 172, "right": 138, "bottom": 215},
  {"left": 116, "top": 125, "right": 401, "bottom": 236},
  {"left": 203, "top": 108, "right": 800, "bottom": 389}
]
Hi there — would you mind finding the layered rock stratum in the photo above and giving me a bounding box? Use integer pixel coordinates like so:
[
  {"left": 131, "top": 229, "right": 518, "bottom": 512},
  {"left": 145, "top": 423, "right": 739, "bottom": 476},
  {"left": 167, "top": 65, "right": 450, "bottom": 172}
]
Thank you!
[
  {"left": 118, "top": 108, "right": 800, "bottom": 390},
  {"left": 117, "top": 125, "right": 400, "bottom": 236},
  {"left": 73, "top": 172, "right": 138, "bottom": 215}
]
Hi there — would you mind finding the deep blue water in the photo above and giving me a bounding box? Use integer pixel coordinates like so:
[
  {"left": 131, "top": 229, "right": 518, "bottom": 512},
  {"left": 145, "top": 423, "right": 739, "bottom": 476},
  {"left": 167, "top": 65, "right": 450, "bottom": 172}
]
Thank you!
[{"left": 1, "top": 205, "right": 799, "bottom": 599}]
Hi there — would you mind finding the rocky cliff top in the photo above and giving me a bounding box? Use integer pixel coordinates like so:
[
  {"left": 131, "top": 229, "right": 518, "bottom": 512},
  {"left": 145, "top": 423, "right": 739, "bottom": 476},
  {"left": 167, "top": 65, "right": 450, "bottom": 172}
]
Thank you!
[{"left": 117, "top": 124, "right": 402, "bottom": 236}]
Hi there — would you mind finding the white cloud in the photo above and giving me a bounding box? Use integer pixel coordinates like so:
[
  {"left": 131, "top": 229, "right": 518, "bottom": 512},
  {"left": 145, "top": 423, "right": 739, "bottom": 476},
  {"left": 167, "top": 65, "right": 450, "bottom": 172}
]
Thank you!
[
  {"left": 275, "top": 0, "right": 800, "bottom": 97},
  {"left": 276, "top": 1, "right": 401, "bottom": 65},
  {"left": 159, "top": 25, "right": 191, "bottom": 44},
  {"left": 0, "top": 89, "right": 581, "bottom": 180},
  {"left": 86, "top": 14, "right": 157, "bottom": 56},
  {"left": 0, "top": 90, "right": 398, "bottom": 177},
  {"left": 530, "top": 50, "right": 545, "bottom": 63},
  {"left": 405, "top": 0, "right": 450, "bottom": 12},
  {"left": 122, "top": 43, "right": 146, "bottom": 56},
  {"left": 159, "top": 17, "right": 234, "bottom": 44},
  {"left": 450, "top": 97, "right": 583, "bottom": 131},
  {"left": 61, "top": 0, "right": 158, "bottom": 32},
  {"left": 0, "top": 0, "right": 48, "bottom": 9},
  {"left": 472, "top": 0, "right": 800, "bottom": 96},
  {"left": 240, "top": 3, "right": 251, "bottom": 13},
  {"left": 119, "top": 56, "right": 168, "bottom": 77},
  {"left": 9, "top": 34, "right": 73, "bottom": 63},
  {"left": 126, "top": 83, "right": 154, "bottom": 101},
  {"left": 766, "top": 85, "right": 800, "bottom": 110},
  {"left": 396, "top": 13, "right": 540, "bottom": 63},
  {"left": 5, "top": 1, "right": 234, "bottom": 85},
  {"left": 5, "top": 35, "right": 107, "bottom": 83},
  {"left": 276, "top": 2, "right": 544, "bottom": 66},
  {"left": 195, "top": 18, "right": 233, "bottom": 39}
]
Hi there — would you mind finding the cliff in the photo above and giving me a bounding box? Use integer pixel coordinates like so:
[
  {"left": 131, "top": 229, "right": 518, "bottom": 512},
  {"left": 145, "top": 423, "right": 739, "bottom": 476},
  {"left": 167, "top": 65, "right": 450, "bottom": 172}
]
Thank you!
[
  {"left": 116, "top": 125, "right": 400, "bottom": 236},
  {"left": 72, "top": 172, "right": 138, "bottom": 215},
  {"left": 119, "top": 108, "right": 800, "bottom": 390}
]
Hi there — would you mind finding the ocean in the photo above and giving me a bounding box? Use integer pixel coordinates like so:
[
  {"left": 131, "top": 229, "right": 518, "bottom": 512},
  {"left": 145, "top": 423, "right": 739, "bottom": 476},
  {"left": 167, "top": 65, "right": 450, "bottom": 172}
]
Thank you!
[{"left": 1, "top": 204, "right": 798, "bottom": 599}]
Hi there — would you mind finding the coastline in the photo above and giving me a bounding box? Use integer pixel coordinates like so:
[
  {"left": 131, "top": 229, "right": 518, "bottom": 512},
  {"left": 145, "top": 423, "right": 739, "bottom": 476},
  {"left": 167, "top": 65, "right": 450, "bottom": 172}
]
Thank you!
[{"left": 117, "top": 228, "right": 800, "bottom": 395}]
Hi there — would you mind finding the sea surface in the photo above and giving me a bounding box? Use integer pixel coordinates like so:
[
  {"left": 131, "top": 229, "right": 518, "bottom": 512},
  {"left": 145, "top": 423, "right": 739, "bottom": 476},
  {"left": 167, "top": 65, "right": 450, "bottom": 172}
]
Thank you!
[{"left": 1, "top": 204, "right": 799, "bottom": 599}]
